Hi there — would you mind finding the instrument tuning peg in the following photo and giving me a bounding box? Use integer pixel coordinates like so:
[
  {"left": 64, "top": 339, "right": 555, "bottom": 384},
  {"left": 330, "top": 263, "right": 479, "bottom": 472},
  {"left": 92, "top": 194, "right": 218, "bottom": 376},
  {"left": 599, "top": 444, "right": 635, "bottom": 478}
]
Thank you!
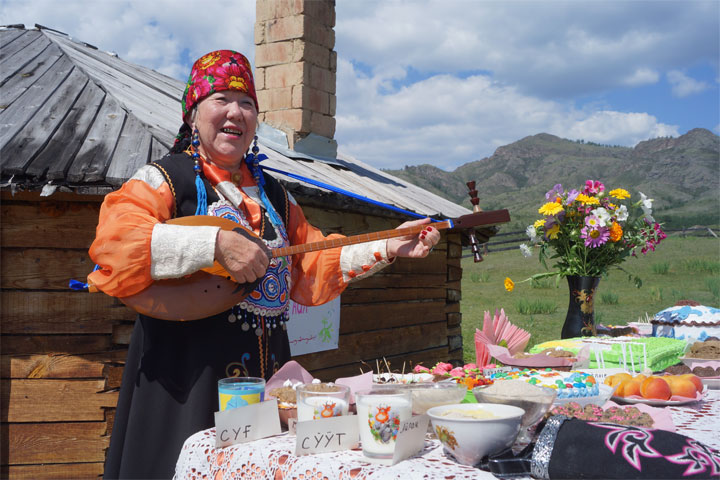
[{"left": 466, "top": 181, "right": 482, "bottom": 213}]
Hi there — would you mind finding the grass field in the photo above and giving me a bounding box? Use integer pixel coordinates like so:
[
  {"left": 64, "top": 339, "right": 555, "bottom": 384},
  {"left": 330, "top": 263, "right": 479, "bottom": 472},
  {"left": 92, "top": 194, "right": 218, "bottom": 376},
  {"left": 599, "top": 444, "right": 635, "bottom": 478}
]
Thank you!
[{"left": 460, "top": 236, "right": 720, "bottom": 364}]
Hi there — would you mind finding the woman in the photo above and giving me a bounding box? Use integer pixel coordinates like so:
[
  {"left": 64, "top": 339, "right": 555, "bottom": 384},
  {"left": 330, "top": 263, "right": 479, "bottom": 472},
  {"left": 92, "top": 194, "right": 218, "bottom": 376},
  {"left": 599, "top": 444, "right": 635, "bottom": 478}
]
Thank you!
[{"left": 90, "top": 50, "right": 439, "bottom": 478}]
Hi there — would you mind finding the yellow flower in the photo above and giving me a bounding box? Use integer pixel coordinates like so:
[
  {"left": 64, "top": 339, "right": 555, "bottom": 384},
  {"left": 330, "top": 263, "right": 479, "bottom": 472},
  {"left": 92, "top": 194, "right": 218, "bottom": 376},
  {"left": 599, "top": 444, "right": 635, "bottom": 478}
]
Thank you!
[
  {"left": 609, "top": 222, "right": 623, "bottom": 242},
  {"left": 576, "top": 194, "right": 600, "bottom": 205},
  {"left": 534, "top": 219, "right": 546, "bottom": 228},
  {"left": 504, "top": 277, "right": 515, "bottom": 292},
  {"left": 547, "top": 224, "right": 560, "bottom": 239},
  {"left": 538, "top": 202, "right": 564, "bottom": 216},
  {"left": 609, "top": 188, "right": 630, "bottom": 200}
]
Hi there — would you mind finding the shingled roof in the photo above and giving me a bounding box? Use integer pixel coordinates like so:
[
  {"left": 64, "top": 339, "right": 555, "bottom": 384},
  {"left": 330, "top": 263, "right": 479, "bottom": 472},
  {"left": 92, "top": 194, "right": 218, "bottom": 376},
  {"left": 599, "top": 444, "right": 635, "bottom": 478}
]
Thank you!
[{"left": 0, "top": 25, "right": 471, "bottom": 222}]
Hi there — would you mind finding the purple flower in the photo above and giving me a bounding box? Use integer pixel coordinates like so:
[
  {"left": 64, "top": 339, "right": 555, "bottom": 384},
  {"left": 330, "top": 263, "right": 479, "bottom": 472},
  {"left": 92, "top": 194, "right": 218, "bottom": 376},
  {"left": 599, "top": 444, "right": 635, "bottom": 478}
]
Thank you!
[
  {"left": 566, "top": 189, "right": 580, "bottom": 203},
  {"left": 545, "top": 184, "right": 564, "bottom": 200},
  {"left": 581, "top": 225, "right": 610, "bottom": 248}
]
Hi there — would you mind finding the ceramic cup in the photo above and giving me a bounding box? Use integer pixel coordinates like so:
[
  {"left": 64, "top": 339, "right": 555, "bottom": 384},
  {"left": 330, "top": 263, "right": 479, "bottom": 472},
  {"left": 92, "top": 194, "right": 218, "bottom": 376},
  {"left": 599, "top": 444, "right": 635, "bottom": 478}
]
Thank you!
[
  {"left": 355, "top": 388, "right": 412, "bottom": 459},
  {"left": 296, "top": 383, "right": 351, "bottom": 421},
  {"left": 218, "top": 377, "right": 265, "bottom": 411}
]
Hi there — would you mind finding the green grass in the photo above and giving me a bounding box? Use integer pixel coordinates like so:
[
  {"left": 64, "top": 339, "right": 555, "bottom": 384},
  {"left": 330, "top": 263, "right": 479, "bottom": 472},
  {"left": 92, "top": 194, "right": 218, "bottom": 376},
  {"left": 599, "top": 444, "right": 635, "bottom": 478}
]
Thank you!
[
  {"left": 651, "top": 262, "right": 670, "bottom": 275},
  {"left": 600, "top": 292, "right": 619, "bottom": 305},
  {"left": 460, "top": 236, "right": 720, "bottom": 363},
  {"left": 515, "top": 298, "right": 558, "bottom": 315}
]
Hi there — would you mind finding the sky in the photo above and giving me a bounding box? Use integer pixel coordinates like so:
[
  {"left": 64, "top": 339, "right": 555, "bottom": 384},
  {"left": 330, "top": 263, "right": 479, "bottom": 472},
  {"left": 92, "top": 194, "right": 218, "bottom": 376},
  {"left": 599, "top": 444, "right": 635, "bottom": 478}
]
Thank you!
[{"left": 1, "top": 0, "right": 718, "bottom": 171}]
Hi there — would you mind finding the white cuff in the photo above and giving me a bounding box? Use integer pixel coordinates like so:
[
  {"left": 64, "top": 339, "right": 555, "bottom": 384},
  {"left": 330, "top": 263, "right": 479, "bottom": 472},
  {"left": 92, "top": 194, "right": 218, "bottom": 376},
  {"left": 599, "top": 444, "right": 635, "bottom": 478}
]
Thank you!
[
  {"left": 150, "top": 223, "right": 220, "bottom": 279},
  {"left": 340, "top": 239, "right": 393, "bottom": 283}
]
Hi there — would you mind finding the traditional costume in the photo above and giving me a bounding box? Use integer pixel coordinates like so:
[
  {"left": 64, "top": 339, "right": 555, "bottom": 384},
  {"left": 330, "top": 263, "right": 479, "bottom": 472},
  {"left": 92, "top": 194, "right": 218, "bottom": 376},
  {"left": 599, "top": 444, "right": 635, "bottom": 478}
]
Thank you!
[{"left": 92, "top": 50, "right": 393, "bottom": 478}]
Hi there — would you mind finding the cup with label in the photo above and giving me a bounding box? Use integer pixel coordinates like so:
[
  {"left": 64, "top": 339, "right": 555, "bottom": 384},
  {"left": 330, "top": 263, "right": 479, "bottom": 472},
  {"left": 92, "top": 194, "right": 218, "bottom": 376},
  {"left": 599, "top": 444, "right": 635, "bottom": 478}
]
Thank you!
[
  {"left": 355, "top": 388, "right": 412, "bottom": 460},
  {"left": 218, "top": 377, "right": 265, "bottom": 411},
  {"left": 296, "top": 383, "right": 351, "bottom": 421}
]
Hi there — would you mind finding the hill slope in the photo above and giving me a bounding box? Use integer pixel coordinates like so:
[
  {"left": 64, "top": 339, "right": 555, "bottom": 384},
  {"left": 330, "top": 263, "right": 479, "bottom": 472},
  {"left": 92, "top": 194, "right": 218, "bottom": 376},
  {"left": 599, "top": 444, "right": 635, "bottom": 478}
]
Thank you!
[{"left": 386, "top": 128, "right": 720, "bottom": 230}]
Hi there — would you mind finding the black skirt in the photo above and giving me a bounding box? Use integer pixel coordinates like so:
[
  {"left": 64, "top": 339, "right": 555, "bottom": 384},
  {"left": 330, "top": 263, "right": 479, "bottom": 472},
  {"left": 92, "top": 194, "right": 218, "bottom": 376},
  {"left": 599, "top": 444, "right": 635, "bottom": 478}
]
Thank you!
[{"left": 103, "top": 311, "right": 291, "bottom": 479}]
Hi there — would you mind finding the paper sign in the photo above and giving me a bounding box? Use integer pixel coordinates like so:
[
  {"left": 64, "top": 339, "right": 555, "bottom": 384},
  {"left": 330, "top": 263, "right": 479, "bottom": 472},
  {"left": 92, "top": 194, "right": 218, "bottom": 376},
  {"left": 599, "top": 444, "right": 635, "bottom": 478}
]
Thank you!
[
  {"left": 287, "top": 297, "right": 340, "bottom": 356},
  {"left": 392, "top": 414, "right": 430, "bottom": 464},
  {"left": 215, "top": 399, "right": 281, "bottom": 448},
  {"left": 482, "top": 366, "right": 512, "bottom": 376},
  {"left": 295, "top": 415, "right": 359, "bottom": 456}
]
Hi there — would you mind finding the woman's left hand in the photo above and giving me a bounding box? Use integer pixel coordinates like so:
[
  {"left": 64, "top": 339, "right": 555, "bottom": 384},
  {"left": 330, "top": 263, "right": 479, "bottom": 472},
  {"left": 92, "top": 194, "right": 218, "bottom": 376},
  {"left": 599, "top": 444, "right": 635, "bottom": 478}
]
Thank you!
[{"left": 386, "top": 218, "right": 440, "bottom": 259}]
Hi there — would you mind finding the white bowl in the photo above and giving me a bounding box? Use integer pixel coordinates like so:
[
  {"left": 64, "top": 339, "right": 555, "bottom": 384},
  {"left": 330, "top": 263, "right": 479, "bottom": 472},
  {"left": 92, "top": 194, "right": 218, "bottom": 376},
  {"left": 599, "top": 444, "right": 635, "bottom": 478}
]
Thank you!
[{"left": 427, "top": 403, "right": 524, "bottom": 466}]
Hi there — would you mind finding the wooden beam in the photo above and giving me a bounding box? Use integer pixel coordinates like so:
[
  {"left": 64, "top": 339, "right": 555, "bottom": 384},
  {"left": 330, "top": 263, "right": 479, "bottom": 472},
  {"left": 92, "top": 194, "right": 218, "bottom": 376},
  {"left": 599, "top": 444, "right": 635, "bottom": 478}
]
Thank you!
[
  {"left": 295, "top": 321, "right": 448, "bottom": 371},
  {"left": 0, "top": 335, "right": 113, "bottom": 355},
  {"left": 1, "top": 291, "right": 134, "bottom": 334},
  {"left": 341, "top": 287, "right": 445, "bottom": 304},
  {"left": 1, "top": 247, "right": 96, "bottom": 290},
  {"left": 2, "top": 351, "right": 127, "bottom": 379},
  {"left": 1, "top": 462, "right": 104, "bottom": 479},
  {"left": 339, "top": 301, "right": 445, "bottom": 334},
  {"left": 2, "top": 422, "right": 109, "bottom": 464},
  {"left": 3, "top": 379, "right": 118, "bottom": 422},
  {"left": 0, "top": 201, "right": 100, "bottom": 249}
]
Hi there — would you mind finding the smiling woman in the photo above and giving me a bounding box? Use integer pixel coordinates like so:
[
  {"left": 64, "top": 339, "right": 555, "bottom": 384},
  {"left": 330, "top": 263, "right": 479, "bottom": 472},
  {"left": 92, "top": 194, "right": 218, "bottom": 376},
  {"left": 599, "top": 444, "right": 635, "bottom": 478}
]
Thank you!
[{"left": 86, "top": 49, "right": 441, "bottom": 479}]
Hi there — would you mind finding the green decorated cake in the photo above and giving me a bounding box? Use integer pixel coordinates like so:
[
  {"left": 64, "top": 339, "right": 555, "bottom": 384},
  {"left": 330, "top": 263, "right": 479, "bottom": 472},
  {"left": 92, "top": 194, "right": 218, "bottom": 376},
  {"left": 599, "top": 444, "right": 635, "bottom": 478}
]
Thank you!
[{"left": 529, "top": 337, "right": 687, "bottom": 372}]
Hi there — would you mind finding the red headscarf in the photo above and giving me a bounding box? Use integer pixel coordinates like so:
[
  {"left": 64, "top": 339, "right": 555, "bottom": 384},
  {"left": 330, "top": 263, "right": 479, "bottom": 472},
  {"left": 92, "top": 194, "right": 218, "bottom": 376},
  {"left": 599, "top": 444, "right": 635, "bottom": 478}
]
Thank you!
[{"left": 181, "top": 49, "right": 259, "bottom": 122}]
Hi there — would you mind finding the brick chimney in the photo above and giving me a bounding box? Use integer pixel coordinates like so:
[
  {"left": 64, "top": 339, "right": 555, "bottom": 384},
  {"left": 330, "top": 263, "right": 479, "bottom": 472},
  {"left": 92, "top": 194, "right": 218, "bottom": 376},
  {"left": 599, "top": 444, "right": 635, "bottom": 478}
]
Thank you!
[{"left": 254, "top": 0, "right": 337, "bottom": 152}]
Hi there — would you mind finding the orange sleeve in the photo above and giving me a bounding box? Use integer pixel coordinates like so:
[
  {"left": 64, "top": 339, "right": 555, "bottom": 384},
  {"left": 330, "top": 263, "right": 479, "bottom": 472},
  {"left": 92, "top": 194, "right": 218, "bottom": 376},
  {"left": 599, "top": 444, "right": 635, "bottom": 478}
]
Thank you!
[
  {"left": 288, "top": 201, "right": 347, "bottom": 306},
  {"left": 87, "top": 179, "right": 174, "bottom": 297}
]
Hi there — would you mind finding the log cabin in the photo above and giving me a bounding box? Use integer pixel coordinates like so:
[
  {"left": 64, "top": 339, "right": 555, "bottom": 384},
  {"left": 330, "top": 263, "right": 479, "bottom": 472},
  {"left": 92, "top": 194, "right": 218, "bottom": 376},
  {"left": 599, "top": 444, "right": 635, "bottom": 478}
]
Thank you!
[{"left": 0, "top": 3, "right": 501, "bottom": 477}]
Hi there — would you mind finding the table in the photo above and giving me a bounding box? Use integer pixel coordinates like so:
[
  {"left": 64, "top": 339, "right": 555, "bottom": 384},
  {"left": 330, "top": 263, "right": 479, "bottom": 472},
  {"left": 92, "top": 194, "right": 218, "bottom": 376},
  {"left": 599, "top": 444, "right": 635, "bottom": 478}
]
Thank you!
[{"left": 174, "top": 390, "right": 720, "bottom": 480}]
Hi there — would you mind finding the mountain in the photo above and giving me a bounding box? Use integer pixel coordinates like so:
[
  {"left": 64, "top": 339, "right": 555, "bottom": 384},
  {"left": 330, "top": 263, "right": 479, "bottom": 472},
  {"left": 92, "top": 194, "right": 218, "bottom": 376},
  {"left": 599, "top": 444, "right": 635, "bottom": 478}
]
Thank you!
[{"left": 385, "top": 128, "right": 720, "bottom": 230}]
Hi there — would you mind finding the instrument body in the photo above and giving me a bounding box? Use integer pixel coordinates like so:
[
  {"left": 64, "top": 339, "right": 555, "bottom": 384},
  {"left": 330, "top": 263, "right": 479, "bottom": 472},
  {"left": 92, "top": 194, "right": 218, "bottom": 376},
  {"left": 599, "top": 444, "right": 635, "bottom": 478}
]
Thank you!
[{"left": 118, "top": 210, "right": 510, "bottom": 321}]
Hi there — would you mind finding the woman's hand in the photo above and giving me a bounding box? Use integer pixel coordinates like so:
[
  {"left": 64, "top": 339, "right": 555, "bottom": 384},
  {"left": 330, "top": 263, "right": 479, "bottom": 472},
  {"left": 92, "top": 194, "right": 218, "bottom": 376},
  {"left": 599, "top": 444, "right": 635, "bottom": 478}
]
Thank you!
[
  {"left": 386, "top": 218, "right": 440, "bottom": 259},
  {"left": 215, "top": 229, "right": 270, "bottom": 283}
]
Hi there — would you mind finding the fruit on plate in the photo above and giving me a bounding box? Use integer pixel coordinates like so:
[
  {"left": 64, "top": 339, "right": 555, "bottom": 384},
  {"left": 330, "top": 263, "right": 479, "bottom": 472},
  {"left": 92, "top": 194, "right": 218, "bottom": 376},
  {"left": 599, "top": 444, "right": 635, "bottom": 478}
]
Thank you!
[{"left": 604, "top": 372, "right": 702, "bottom": 400}]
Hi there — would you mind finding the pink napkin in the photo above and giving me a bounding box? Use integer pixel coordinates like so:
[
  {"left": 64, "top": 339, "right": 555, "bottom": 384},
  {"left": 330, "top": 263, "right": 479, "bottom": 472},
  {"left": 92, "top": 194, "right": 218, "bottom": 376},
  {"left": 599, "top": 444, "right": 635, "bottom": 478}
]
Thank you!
[
  {"left": 265, "top": 361, "right": 374, "bottom": 404},
  {"left": 602, "top": 400, "right": 676, "bottom": 432},
  {"left": 335, "top": 371, "right": 373, "bottom": 403},
  {"left": 265, "top": 360, "right": 315, "bottom": 395}
]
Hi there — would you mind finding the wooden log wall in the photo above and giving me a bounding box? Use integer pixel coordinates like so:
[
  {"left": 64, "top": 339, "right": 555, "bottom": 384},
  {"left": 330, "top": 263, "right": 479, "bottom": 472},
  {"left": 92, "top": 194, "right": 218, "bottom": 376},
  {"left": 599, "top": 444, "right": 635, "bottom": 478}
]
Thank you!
[{"left": 0, "top": 191, "right": 463, "bottom": 478}]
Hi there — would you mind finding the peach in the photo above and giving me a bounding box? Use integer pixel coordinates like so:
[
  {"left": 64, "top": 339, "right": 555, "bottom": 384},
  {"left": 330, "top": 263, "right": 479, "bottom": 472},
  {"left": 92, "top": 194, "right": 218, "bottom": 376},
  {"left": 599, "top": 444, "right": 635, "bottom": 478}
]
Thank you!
[
  {"left": 667, "top": 377, "right": 698, "bottom": 398},
  {"left": 640, "top": 377, "right": 671, "bottom": 400},
  {"left": 679, "top": 374, "right": 703, "bottom": 393}
]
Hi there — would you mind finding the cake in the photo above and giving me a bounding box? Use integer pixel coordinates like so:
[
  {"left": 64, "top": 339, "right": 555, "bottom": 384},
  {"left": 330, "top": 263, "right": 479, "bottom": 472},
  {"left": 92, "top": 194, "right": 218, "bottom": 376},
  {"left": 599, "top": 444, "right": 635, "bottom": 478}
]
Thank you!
[
  {"left": 652, "top": 305, "right": 720, "bottom": 343},
  {"left": 529, "top": 337, "right": 687, "bottom": 372},
  {"left": 547, "top": 402, "right": 654, "bottom": 428},
  {"left": 488, "top": 368, "right": 599, "bottom": 399}
]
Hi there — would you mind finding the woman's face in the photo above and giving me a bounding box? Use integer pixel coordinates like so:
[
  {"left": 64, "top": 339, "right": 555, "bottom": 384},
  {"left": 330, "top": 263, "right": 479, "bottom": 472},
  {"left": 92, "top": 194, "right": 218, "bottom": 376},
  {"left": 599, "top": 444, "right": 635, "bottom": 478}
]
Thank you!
[{"left": 191, "top": 90, "right": 258, "bottom": 170}]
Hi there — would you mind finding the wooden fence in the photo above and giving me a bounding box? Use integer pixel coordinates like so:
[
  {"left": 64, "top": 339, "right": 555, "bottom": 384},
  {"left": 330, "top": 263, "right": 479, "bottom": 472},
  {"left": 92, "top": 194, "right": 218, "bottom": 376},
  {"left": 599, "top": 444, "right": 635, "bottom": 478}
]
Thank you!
[{"left": 465, "top": 227, "right": 719, "bottom": 257}]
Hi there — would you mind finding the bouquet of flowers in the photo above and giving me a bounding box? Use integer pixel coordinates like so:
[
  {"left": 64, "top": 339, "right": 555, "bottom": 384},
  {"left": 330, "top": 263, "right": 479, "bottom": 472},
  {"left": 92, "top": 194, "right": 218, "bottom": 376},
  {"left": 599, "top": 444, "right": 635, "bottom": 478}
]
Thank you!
[{"left": 506, "top": 180, "right": 666, "bottom": 290}]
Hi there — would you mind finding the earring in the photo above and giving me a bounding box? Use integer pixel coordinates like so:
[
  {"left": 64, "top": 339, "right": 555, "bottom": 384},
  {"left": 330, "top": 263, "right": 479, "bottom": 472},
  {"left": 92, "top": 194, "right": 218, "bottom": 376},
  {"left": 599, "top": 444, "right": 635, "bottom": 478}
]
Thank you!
[{"left": 191, "top": 128, "right": 201, "bottom": 174}]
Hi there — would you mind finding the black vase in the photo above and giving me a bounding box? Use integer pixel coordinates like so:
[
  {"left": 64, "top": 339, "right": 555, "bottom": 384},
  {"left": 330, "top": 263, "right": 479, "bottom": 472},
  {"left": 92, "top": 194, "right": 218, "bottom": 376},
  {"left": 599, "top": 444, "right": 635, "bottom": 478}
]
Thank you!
[{"left": 561, "top": 275, "right": 601, "bottom": 339}]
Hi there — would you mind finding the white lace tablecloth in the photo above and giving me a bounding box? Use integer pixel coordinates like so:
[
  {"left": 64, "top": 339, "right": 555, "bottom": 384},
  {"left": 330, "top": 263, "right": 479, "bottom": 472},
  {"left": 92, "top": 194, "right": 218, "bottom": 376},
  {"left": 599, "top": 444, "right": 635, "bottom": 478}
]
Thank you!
[{"left": 174, "top": 390, "right": 720, "bottom": 480}]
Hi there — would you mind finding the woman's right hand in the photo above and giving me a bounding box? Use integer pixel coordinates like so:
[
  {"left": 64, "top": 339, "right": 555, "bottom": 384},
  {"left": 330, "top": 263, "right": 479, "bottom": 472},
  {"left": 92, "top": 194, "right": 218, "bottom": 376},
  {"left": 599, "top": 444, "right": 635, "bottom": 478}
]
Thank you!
[{"left": 214, "top": 229, "right": 270, "bottom": 284}]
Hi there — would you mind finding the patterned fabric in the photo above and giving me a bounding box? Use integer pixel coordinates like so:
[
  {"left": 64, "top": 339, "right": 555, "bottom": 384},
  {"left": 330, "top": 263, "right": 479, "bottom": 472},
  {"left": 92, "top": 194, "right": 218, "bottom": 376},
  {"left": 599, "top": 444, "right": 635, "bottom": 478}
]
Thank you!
[{"left": 181, "top": 50, "right": 258, "bottom": 121}]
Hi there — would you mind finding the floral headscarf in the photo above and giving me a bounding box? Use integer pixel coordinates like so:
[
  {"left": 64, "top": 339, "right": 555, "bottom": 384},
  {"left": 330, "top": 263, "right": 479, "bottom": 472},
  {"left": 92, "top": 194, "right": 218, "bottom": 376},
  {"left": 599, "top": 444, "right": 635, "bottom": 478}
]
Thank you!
[{"left": 181, "top": 49, "right": 259, "bottom": 122}]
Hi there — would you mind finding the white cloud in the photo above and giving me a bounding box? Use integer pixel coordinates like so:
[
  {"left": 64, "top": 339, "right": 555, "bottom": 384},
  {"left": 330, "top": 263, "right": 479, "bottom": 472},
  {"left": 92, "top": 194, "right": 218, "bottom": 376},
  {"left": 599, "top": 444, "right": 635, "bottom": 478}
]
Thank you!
[
  {"left": 622, "top": 68, "right": 660, "bottom": 87},
  {"left": 336, "top": 62, "right": 679, "bottom": 170},
  {"left": 667, "top": 70, "right": 710, "bottom": 98}
]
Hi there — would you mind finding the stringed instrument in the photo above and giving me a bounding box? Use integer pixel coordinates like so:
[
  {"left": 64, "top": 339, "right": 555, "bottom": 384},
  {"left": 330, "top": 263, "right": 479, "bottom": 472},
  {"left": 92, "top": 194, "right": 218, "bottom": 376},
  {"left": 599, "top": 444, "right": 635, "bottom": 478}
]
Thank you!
[{"left": 118, "top": 209, "right": 510, "bottom": 320}]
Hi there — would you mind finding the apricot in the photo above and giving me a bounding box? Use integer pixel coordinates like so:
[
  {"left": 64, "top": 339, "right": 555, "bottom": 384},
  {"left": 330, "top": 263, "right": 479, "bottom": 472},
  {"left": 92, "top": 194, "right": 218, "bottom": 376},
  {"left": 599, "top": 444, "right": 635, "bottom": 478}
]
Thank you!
[
  {"left": 640, "top": 377, "right": 671, "bottom": 400},
  {"left": 622, "top": 380, "right": 642, "bottom": 398},
  {"left": 605, "top": 373, "right": 632, "bottom": 387},
  {"left": 666, "top": 377, "right": 698, "bottom": 398},
  {"left": 679, "top": 374, "right": 703, "bottom": 393}
]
